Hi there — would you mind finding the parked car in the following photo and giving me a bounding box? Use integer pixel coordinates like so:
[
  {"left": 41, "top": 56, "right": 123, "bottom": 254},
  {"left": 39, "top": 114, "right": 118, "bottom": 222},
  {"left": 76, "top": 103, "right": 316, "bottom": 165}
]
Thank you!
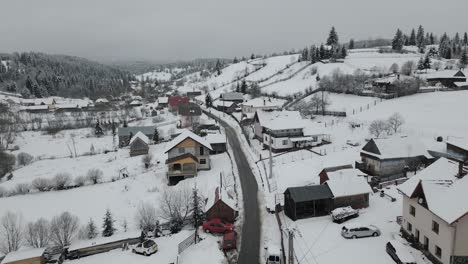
[
  {"left": 222, "top": 231, "right": 237, "bottom": 250},
  {"left": 132, "top": 239, "right": 158, "bottom": 256},
  {"left": 341, "top": 224, "right": 381, "bottom": 239},
  {"left": 203, "top": 218, "right": 233, "bottom": 233},
  {"left": 264, "top": 245, "right": 283, "bottom": 264},
  {"left": 331, "top": 206, "right": 359, "bottom": 223},
  {"left": 386, "top": 240, "right": 416, "bottom": 264}
]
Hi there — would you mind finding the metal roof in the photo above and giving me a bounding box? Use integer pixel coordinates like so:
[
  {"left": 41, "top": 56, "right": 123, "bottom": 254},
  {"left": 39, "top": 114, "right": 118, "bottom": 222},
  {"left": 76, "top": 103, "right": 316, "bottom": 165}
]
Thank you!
[{"left": 285, "top": 185, "right": 333, "bottom": 202}]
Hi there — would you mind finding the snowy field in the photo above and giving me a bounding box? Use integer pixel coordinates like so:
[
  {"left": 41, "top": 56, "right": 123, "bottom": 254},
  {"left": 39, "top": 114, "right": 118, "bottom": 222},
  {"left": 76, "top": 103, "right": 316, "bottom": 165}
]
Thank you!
[
  {"left": 245, "top": 54, "right": 299, "bottom": 82},
  {"left": 136, "top": 70, "right": 172, "bottom": 82},
  {"left": 301, "top": 92, "right": 381, "bottom": 114}
]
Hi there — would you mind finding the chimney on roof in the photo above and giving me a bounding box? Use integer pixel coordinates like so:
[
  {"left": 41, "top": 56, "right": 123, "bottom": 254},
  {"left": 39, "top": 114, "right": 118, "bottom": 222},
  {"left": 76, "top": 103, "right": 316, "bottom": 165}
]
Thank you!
[{"left": 263, "top": 99, "right": 266, "bottom": 106}]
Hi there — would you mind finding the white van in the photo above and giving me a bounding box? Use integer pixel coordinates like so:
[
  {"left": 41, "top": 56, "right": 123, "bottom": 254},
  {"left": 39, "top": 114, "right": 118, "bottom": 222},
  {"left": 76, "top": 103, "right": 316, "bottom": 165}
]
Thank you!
[{"left": 265, "top": 245, "right": 283, "bottom": 264}]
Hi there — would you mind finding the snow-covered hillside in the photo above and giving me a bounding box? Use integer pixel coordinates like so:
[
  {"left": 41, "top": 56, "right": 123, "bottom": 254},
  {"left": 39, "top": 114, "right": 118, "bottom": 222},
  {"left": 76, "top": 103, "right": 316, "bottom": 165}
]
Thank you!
[{"left": 136, "top": 70, "right": 172, "bottom": 82}]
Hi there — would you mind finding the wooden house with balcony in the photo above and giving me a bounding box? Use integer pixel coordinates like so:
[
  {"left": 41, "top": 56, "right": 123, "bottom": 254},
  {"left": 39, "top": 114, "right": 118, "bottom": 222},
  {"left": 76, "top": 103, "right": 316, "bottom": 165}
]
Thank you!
[{"left": 164, "top": 130, "right": 213, "bottom": 185}]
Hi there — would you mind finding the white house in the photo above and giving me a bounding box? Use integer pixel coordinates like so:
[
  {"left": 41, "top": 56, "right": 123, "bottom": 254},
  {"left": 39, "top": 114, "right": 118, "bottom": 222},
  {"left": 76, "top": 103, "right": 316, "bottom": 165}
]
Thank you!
[
  {"left": 241, "top": 97, "right": 286, "bottom": 118},
  {"left": 398, "top": 158, "right": 468, "bottom": 264},
  {"left": 254, "top": 110, "right": 328, "bottom": 152}
]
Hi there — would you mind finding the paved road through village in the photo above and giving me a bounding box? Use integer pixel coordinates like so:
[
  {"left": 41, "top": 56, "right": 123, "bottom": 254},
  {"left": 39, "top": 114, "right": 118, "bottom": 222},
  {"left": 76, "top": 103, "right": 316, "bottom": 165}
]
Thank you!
[{"left": 207, "top": 111, "right": 261, "bottom": 264}]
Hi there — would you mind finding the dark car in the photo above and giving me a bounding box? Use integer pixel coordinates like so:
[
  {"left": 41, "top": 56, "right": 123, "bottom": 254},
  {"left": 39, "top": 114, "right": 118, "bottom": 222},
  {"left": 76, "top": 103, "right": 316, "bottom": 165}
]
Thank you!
[
  {"left": 203, "top": 218, "right": 233, "bottom": 233},
  {"left": 386, "top": 240, "right": 416, "bottom": 264}
]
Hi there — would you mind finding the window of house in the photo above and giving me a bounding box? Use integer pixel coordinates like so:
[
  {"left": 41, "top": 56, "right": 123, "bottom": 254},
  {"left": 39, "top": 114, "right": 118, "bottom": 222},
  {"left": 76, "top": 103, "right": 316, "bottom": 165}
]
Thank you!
[
  {"left": 312, "top": 136, "right": 318, "bottom": 142},
  {"left": 282, "top": 140, "right": 288, "bottom": 145},
  {"left": 432, "top": 221, "right": 439, "bottom": 234},
  {"left": 407, "top": 222, "right": 412, "bottom": 232},
  {"left": 200, "top": 159, "right": 206, "bottom": 164},
  {"left": 410, "top": 205, "right": 416, "bottom": 216},
  {"left": 435, "top": 245, "right": 442, "bottom": 258},
  {"left": 178, "top": 147, "right": 185, "bottom": 154},
  {"left": 265, "top": 136, "right": 268, "bottom": 142},
  {"left": 199, "top": 146, "right": 204, "bottom": 155}
]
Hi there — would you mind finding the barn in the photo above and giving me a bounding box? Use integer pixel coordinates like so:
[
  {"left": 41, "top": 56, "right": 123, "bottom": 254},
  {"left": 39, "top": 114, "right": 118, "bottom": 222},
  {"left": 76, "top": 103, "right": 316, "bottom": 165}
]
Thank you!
[
  {"left": 205, "top": 187, "right": 237, "bottom": 223},
  {"left": 284, "top": 185, "right": 333, "bottom": 221},
  {"left": 129, "top": 132, "right": 150, "bottom": 157},
  {"left": 1, "top": 248, "right": 46, "bottom": 264}
]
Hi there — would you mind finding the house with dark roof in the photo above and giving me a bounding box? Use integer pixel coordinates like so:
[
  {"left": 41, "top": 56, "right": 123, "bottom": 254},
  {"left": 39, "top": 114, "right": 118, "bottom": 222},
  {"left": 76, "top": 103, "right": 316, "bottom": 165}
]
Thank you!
[
  {"left": 205, "top": 187, "right": 237, "bottom": 223},
  {"left": 425, "top": 70, "right": 466, "bottom": 88},
  {"left": 118, "top": 126, "right": 155, "bottom": 147},
  {"left": 284, "top": 185, "right": 333, "bottom": 220},
  {"left": 178, "top": 103, "right": 202, "bottom": 129},
  {"left": 356, "top": 137, "right": 433, "bottom": 180},
  {"left": 220, "top": 92, "right": 244, "bottom": 103},
  {"left": 446, "top": 139, "right": 468, "bottom": 163},
  {"left": 164, "top": 130, "right": 213, "bottom": 185},
  {"left": 186, "top": 91, "right": 202, "bottom": 98}
]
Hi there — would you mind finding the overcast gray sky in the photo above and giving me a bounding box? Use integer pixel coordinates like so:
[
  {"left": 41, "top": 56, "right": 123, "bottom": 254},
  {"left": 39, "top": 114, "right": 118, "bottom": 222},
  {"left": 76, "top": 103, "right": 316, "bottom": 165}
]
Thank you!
[{"left": 1, "top": 0, "right": 467, "bottom": 62}]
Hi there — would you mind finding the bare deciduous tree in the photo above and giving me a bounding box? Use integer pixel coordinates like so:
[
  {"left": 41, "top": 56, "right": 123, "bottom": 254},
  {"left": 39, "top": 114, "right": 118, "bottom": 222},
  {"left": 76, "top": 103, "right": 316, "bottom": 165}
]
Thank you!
[
  {"left": 49, "top": 212, "right": 80, "bottom": 248},
  {"left": 86, "top": 169, "right": 103, "bottom": 184},
  {"left": 135, "top": 202, "right": 158, "bottom": 232},
  {"left": 25, "top": 218, "right": 50, "bottom": 248},
  {"left": 32, "top": 178, "right": 52, "bottom": 192},
  {"left": 53, "top": 173, "right": 72, "bottom": 190},
  {"left": 387, "top": 113, "right": 405, "bottom": 134},
  {"left": 159, "top": 184, "right": 191, "bottom": 225},
  {"left": 17, "top": 152, "right": 34, "bottom": 166},
  {"left": 0, "top": 212, "right": 23, "bottom": 254},
  {"left": 142, "top": 154, "right": 153, "bottom": 169},
  {"left": 369, "top": 119, "right": 388, "bottom": 138}
]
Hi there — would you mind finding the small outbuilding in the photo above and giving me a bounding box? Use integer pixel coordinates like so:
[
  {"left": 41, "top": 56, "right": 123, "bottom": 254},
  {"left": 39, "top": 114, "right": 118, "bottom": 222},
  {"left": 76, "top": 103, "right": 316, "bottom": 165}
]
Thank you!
[
  {"left": 205, "top": 133, "right": 227, "bottom": 154},
  {"left": 129, "top": 131, "right": 150, "bottom": 157},
  {"left": 1, "top": 248, "right": 46, "bottom": 264},
  {"left": 284, "top": 185, "right": 333, "bottom": 221},
  {"left": 205, "top": 187, "right": 237, "bottom": 223}
]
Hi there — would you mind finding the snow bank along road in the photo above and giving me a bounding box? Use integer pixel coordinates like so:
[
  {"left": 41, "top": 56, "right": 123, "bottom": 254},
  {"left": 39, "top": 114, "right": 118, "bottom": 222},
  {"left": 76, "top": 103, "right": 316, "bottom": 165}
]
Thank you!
[{"left": 206, "top": 111, "right": 261, "bottom": 264}]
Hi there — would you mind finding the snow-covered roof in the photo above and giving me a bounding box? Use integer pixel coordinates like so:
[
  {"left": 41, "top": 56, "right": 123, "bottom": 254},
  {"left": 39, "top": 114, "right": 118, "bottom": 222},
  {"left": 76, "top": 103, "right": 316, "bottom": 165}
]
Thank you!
[
  {"left": 454, "top": 81, "right": 468, "bottom": 87},
  {"left": 447, "top": 138, "right": 468, "bottom": 152},
  {"left": 68, "top": 231, "right": 141, "bottom": 251},
  {"left": 129, "top": 131, "right": 150, "bottom": 145},
  {"left": 398, "top": 157, "right": 468, "bottom": 224},
  {"left": 19, "top": 105, "right": 49, "bottom": 111},
  {"left": 387, "top": 240, "right": 416, "bottom": 263},
  {"left": 303, "top": 123, "right": 326, "bottom": 136},
  {"left": 362, "top": 137, "right": 432, "bottom": 160},
  {"left": 129, "top": 100, "right": 142, "bottom": 105},
  {"left": 164, "top": 130, "right": 213, "bottom": 153},
  {"left": 423, "top": 70, "right": 466, "bottom": 80},
  {"left": 95, "top": 98, "right": 109, "bottom": 103},
  {"left": 212, "top": 99, "right": 235, "bottom": 108},
  {"left": 325, "top": 170, "right": 372, "bottom": 197},
  {"left": 55, "top": 103, "right": 81, "bottom": 109},
  {"left": 206, "top": 186, "right": 237, "bottom": 212},
  {"left": 221, "top": 92, "right": 244, "bottom": 101},
  {"left": 256, "top": 110, "right": 305, "bottom": 130},
  {"left": 242, "top": 97, "right": 286, "bottom": 108},
  {"left": 21, "top": 98, "right": 55, "bottom": 105},
  {"left": 204, "top": 133, "right": 226, "bottom": 144},
  {"left": 1, "top": 248, "right": 45, "bottom": 263},
  {"left": 158, "top": 97, "right": 169, "bottom": 104}
]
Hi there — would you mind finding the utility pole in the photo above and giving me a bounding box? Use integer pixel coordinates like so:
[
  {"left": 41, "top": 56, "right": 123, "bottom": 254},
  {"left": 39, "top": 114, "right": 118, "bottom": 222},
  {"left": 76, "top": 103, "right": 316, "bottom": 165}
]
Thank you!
[
  {"left": 269, "top": 133, "right": 273, "bottom": 179},
  {"left": 288, "top": 229, "right": 295, "bottom": 264}
]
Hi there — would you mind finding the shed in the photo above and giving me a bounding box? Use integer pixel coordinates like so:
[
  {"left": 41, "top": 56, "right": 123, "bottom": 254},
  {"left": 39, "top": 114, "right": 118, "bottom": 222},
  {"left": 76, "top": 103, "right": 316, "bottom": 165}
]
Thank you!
[
  {"left": 129, "top": 131, "right": 150, "bottom": 157},
  {"left": 205, "top": 187, "right": 237, "bottom": 223},
  {"left": 1, "top": 248, "right": 45, "bottom": 264},
  {"left": 205, "top": 133, "right": 227, "bottom": 154},
  {"left": 284, "top": 185, "right": 333, "bottom": 221}
]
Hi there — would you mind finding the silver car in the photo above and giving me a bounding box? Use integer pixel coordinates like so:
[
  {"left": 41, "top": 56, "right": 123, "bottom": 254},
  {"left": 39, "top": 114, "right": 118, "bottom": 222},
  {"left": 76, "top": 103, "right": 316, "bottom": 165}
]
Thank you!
[{"left": 341, "top": 224, "right": 381, "bottom": 239}]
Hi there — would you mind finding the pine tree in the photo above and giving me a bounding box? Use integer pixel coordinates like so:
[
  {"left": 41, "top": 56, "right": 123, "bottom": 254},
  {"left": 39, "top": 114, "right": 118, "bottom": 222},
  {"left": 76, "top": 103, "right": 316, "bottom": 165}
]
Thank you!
[
  {"left": 152, "top": 128, "right": 159, "bottom": 143},
  {"left": 454, "top": 33, "right": 460, "bottom": 45},
  {"left": 319, "top": 44, "right": 326, "bottom": 59},
  {"left": 236, "top": 82, "right": 240, "bottom": 92},
  {"left": 430, "top": 33, "right": 435, "bottom": 45},
  {"left": 123, "top": 119, "right": 128, "bottom": 128},
  {"left": 190, "top": 187, "right": 205, "bottom": 228},
  {"left": 349, "top": 39, "right": 354, "bottom": 49},
  {"left": 215, "top": 59, "right": 222, "bottom": 76},
  {"left": 392, "top": 29, "right": 404, "bottom": 51},
  {"left": 102, "top": 209, "right": 116, "bottom": 237},
  {"left": 403, "top": 35, "right": 409, "bottom": 46},
  {"left": 417, "top": 57, "right": 425, "bottom": 71},
  {"left": 416, "top": 25, "right": 425, "bottom": 49},
  {"left": 95, "top": 120, "right": 104, "bottom": 136},
  {"left": 310, "top": 46, "right": 317, "bottom": 63},
  {"left": 423, "top": 54, "right": 431, "bottom": 72},
  {"left": 205, "top": 93, "right": 212, "bottom": 107},
  {"left": 464, "top": 32, "right": 468, "bottom": 45},
  {"left": 240, "top": 80, "right": 247, "bottom": 94},
  {"left": 326, "top": 26, "right": 339, "bottom": 46},
  {"left": 86, "top": 218, "right": 98, "bottom": 239},
  {"left": 233, "top": 57, "right": 239, "bottom": 64},
  {"left": 250, "top": 54, "right": 255, "bottom": 60},
  {"left": 424, "top": 32, "right": 431, "bottom": 45},
  {"left": 439, "top": 33, "right": 452, "bottom": 59},
  {"left": 341, "top": 46, "right": 347, "bottom": 59},
  {"left": 409, "top": 29, "right": 416, "bottom": 45},
  {"left": 460, "top": 49, "right": 468, "bottom": 70}
]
